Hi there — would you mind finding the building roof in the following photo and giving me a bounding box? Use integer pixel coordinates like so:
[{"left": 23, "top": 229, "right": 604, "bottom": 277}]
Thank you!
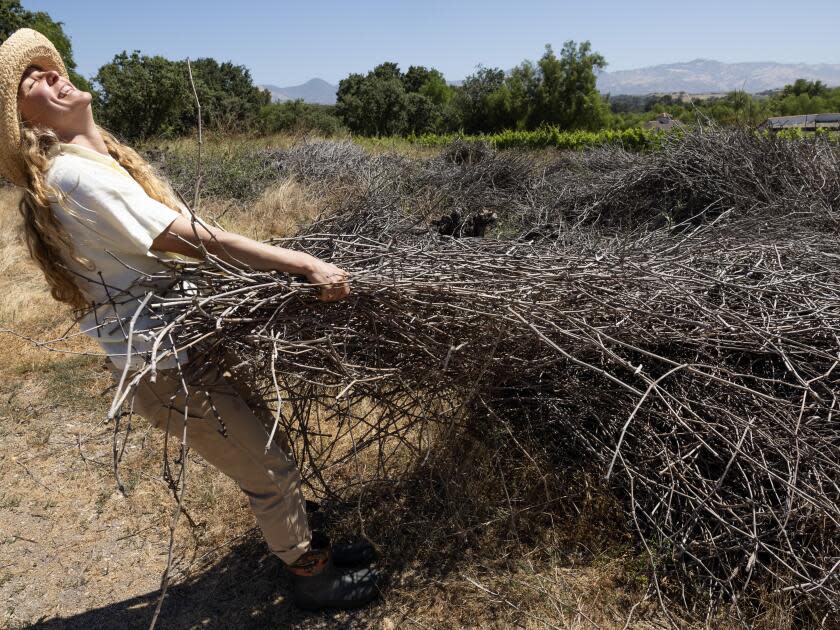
[
  {"left": 643, "top": 113, "right": 684, "bottom": 131},
  {"left": 759, "top": 113, "right": 840, "bottom": 130}
]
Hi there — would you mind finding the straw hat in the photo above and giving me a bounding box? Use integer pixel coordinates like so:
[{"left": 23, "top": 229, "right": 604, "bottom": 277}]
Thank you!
[{"left": 0, "top": 28, "right": 68, "bottom": 186}]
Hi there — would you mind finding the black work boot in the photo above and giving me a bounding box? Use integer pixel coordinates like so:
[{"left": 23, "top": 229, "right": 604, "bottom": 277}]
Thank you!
[
  {"left": 310, "top": 531, "right": 377, "bottom": 569},
  {"left": 287, "top": 547, "right": 380, "bottom": 610}
]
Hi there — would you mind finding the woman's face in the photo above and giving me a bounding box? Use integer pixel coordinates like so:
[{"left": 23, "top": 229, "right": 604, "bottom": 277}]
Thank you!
[{"left": 17, "top": 65, "right": 92, "bottom": 134}]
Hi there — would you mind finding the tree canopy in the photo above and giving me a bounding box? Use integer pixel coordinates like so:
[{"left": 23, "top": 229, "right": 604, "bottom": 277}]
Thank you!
[
  {"left": 335, "top": 41, "right": 610, "bottom": 136},
  {"left": 257, "top": 99, "right": 344, "bottom": 136},
  {"left": 527, "top": 42, "right": 609, "bottom": 130},
  {"left": 94, "top": 52, "right": 269, "bottom": 140}
]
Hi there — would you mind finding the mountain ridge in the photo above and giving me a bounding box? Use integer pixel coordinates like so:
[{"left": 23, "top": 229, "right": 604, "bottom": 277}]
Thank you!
[
  {"left": 260, "top": 78, "right": 337, "bottom": 105},
  {"left": 596, "top": 59, "right": 840, "bottom": 95},
  {"left": 261, "top": 60, "right": 840, "bottom": 103}
]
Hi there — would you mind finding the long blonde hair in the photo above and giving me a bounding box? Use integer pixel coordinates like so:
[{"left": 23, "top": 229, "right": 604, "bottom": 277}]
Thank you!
[{"left": 18, "top": 124, "right": 183, "bottom": 311}]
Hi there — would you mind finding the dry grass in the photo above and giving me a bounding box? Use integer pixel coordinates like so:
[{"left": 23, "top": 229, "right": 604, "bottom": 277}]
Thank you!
[
  {"left": 201, "top": 178, "right": 327, "bottom": 241},
  {"left": 149, "top": 129, "right": 438, "bottom": 160},
  {"left": 148, "top": 129, "right": 315, "bottom": 155}
]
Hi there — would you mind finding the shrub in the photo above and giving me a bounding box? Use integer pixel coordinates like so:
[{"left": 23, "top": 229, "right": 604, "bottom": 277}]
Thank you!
[
  {"left": 410, "top": 126, "right": 660, "bottom": 152},
  {"left": 257, "top": 100, "right": 345, "bottom": 136}
]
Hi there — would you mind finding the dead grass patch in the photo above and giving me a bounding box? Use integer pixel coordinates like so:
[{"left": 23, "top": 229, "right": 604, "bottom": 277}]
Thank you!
[{"left": 192, "top": 177, "right": 329, "bottom": 245}]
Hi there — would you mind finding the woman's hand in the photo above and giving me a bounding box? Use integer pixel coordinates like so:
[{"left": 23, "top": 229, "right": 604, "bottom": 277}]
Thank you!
[{"left": 305, "top": 258, "right": 351, "bottom": 302}]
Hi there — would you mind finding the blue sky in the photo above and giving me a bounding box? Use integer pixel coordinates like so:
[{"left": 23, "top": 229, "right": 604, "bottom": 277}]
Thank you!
[{"left": 22, "top": 1, "right": 840, "bottom": 86}]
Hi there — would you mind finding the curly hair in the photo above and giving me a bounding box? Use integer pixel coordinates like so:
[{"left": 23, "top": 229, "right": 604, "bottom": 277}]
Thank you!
[{"left": 17, "top": 124, "right": 183, "bottom": 310}]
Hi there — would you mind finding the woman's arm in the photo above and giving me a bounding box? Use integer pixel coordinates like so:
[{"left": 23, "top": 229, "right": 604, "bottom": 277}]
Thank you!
[{"left": 151, "top": 215, "right": 350, "bottom": 302}]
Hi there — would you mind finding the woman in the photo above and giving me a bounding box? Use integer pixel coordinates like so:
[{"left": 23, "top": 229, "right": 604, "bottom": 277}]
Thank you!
[{"left": 0, "top": 28, "right": 378, "bottom": 610}]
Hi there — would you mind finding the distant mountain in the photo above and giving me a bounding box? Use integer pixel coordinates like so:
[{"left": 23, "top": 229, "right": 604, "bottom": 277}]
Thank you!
[
  {"left": 597, "top": 59, "right": 840, "bottom": 95},
  {"left": 262, "top": 60, "right": 840, "bottom": 103},
  {"left": 260, "top": 78, "right": 337, "bottom": 105}
]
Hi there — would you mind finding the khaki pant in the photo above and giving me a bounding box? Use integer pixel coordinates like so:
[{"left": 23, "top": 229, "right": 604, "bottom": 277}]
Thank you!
[{"left": 118, "top": 356, "right": 311, "bottom": 564}]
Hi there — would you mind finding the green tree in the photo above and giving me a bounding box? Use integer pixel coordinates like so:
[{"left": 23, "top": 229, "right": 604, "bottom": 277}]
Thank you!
[
  {"left": 372, "top": 61, "right": 401, "bottom": 82},
  {"left": 403, "top": 65, "right": 452, "bottom": 107},
  {"left": 181, "top": 58, "right": 269, "bottom": 133},
  {"left": 418, "top": 70, "right": 452, "bottom": 108},
  {"left": 453, "top": 66, "right": 506, "bottom": 133},
  {"left": 439, "top": 97, "right": 464, "bottom": 133},
  {"left": 404, "top": 92, "right": 439, "bottom": 134},
  {"left": 450, "top": 43, "right": 611, "bottom": 134},
  {"left": 781, "top": 79, "right": 829, "bottom": 98},
  {"left": 334, "top": 73, "right": 367, "bottom": 133},
  {"left": 0, "top": 0, "right": 90, "bottom": 91},
  {"left": 94, "top": 52, "right": 269, "bottom": 140},
  {"left": 360, "top": 73, "right": 407, "bottom": 136},
  {"left": 503, "top": 60, "right": 539, "bottom": 128},
  {"left": 403, "top": 65, "right": 434, "bottom": 93},
  {"left": 258, "top": 100, "right": 344, "bottom": 135},
  {"left": 94, "top": 51, "right": 191, "bottom": 140},
  {"left": 528, "top": 41, "right": 609, "bottom": 130},
  {"left": 336, "top": 62, "right": 410, "bottom": 136}
]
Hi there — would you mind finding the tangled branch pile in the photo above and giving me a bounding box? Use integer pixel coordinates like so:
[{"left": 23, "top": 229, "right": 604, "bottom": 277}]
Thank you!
[
  {"left": 263, "top": 127, "right": 839, "bottom": 238},
  {"left": 124, "top": 129, "right": 839, "bottom": 622}
]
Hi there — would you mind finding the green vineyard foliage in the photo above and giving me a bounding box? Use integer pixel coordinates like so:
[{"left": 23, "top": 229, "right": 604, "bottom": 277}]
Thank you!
[{"left": 409, "top": 126, "right": 662, "bottom": 151}]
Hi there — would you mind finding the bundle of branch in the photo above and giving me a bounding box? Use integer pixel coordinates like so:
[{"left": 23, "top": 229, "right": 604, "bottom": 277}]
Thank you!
[
  {"left": 265, "top": 137, "right": 544, "bottom": 238},
  {"left": 114, "top": 217, "right": 840, "bottom": 616},
  {"left": 260, "top": 128, "right": 839, "bottom": 241},
  {"left": 542, "top": 126, "right": 840, "bottom": 233},
  {"left": 132, "top": 129, "right": 840, "bottom": 620}
]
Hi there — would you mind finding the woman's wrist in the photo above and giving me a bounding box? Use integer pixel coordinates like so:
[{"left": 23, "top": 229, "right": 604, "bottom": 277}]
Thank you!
[{"left": 294, "top": 252, "right": 321, "bottom": 276}]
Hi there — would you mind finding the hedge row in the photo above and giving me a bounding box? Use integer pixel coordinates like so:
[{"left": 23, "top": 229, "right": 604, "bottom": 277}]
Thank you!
[{"left": 409, "top": 126, "right": 660, "bottom": 151}]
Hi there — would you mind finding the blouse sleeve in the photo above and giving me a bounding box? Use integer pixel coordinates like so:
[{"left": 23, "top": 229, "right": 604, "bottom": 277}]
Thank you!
[{"left": 47, "top": 159, "right": 182, "bottom": 258}]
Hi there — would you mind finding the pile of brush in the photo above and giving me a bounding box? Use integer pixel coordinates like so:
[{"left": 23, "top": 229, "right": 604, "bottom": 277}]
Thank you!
[{"left": 122, "top": 128, "right": 839, "bottom": 622}]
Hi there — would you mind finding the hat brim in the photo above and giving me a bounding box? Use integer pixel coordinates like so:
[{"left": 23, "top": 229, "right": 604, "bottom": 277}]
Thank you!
[{"left": 0, "top": 28, "right": 68, "bottom": 186}]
